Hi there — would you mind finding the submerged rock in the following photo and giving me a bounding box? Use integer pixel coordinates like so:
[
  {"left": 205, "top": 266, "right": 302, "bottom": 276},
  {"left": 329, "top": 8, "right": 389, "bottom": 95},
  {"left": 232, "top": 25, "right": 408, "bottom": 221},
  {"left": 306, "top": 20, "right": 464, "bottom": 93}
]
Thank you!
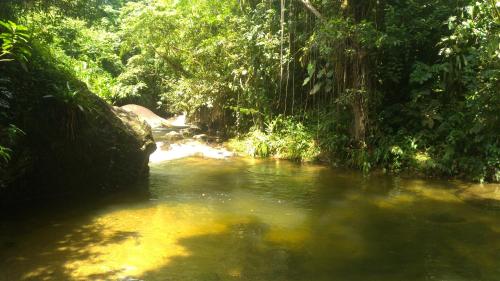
[
  {"left": 425, "top": 212, "right": 466, "bottom": 224},
  {"left": 164, "top": 131, "right": 183, "bottom": 141},
  {"left": 457, "top": 184, "right": 500, "bottom": 210},
  {"left": 180, "top": 128, "right": 194, "bottom": 138},
  {"left": 189, "top": 124, "right": 201, "bottom": 132},
  {"left": 193, "top": 134, "right": 208, "bottom": 141}
]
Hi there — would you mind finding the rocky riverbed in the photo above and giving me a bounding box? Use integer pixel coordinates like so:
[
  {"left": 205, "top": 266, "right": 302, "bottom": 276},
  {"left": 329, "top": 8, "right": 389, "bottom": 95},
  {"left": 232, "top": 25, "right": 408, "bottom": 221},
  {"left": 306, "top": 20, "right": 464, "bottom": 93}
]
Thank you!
[{"left": 120, "top": 104, "right": 234, "bottom": 162}]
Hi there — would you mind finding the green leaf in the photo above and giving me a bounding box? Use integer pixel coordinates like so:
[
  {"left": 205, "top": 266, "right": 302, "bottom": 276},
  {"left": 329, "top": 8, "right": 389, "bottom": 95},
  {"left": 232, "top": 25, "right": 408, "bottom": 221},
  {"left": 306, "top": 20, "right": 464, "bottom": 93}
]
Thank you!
[
  {"left": 0, "top": 20, "right": 10, "bottom": 30},
  {"left": 307, "top": 62, "right": 316, "bottom": 76}
]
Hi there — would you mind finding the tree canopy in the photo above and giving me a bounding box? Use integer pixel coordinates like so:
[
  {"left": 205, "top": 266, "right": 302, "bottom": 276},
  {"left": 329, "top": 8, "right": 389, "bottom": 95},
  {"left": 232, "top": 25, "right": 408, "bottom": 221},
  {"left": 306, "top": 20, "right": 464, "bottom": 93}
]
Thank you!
[{"left": 0, "top": 0, "right": 498, "bottom": 182}]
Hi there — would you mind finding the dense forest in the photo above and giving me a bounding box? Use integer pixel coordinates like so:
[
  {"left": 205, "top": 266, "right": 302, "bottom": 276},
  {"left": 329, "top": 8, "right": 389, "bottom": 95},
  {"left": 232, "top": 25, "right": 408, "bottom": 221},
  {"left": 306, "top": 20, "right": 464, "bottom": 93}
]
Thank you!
[
  {"left": 0, "top": 1, "right": 499, "bottom": 280},
  {"left": 0, "top": 0, "right": 499, "bottom": 189}
]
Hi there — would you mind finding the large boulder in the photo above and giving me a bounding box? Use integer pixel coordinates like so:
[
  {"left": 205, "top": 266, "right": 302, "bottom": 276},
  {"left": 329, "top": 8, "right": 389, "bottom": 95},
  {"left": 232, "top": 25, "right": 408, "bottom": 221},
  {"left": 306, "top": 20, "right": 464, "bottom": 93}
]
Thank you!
[
  {"left": 0, "top": 48, "right": 158, "bottom": 207},
  {"left": 164, "top": 131, "right": 183, "bottom": 141},
  {"left": 121, "top": 104, "right": 169, "bottom": 128},
  {"left": 0, "top": 85, "right": 156, "bottom": 205}
]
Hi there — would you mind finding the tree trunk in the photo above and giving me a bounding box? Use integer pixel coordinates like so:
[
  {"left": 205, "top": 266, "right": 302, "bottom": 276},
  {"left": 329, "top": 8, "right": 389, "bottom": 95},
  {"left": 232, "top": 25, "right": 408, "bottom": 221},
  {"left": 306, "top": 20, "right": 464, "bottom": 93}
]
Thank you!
[
  {"left": 299, "top": 0, "right": 372, "bottom": 145},
  {"left": 352, "top": 95, "right": 366, "bottom": 145}
]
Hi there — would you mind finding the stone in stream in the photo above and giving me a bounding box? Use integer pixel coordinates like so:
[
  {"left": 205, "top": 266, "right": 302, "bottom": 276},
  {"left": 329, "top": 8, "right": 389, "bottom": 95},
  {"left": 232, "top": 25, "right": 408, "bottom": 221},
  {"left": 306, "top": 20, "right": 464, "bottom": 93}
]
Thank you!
[
  {"left": 180, "top": 128, "right": 194, "bottom": 138},
  {"left": 164, "top": 131, "right": 183, "bottom": 141},
  {"left": 193, "top": 134, "right": 208, "bottom": 141},
  {"left": 189, "top": 124, "right": 201, "bottom": 133},
  {"left": 178, "top": 125, "right": 203, "bottom": 138}
]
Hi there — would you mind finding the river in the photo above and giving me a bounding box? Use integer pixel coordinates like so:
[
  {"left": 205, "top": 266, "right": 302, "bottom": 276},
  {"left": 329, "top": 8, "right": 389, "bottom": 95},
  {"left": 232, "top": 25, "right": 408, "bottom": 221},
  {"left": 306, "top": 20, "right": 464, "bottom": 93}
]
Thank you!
[{"left": 0, "top": 134, "right": 499, "bottom": 281}]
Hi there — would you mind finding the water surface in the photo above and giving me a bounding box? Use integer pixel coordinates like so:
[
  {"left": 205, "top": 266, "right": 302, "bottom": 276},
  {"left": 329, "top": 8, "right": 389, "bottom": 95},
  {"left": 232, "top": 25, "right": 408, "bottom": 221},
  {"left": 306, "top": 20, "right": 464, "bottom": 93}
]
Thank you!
[{"left": 0, "top": 157, "right": 499, "bottom": 281}]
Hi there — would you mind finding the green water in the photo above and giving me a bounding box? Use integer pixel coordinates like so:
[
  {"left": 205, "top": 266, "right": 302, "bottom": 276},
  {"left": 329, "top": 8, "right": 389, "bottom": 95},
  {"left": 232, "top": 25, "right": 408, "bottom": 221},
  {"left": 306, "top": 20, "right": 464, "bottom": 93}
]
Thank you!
[{"left": 0, "top": 157, "right": 499, "bottom": 281}]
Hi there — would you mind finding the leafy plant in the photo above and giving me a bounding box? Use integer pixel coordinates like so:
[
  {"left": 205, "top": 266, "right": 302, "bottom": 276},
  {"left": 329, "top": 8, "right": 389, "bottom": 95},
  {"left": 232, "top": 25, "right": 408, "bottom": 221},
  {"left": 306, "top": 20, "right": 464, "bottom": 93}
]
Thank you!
[
  {"left": 3, "top": 0, "right": 497, "bottom": 182},
  {"left": 0, "top": 20, "right": 31, "bottom": 69},
  {"left": 43, "top": 82, "right": 86, "bottom": 140},
  {"left": 229, "top": 115, "right": 320, "bottom": 161}
]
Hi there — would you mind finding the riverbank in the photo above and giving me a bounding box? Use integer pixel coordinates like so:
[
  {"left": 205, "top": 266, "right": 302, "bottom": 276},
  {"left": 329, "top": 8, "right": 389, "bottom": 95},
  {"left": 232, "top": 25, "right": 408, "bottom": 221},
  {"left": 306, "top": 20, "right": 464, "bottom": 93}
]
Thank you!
[
  {"left": 225, "top": 141, "right": 500, "bottom": 209},
  {"left": 225, "top": 124, "right": 499, "bottom": 184},
  {"left": 145, "top": 113, "right": 500, "bottom": 210}
]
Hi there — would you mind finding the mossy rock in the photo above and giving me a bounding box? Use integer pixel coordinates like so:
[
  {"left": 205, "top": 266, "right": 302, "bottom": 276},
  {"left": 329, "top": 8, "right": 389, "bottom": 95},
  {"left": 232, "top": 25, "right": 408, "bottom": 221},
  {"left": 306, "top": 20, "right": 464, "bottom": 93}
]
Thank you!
[{"left": 0, "top": 59, "right": 156, "bottom": 205}]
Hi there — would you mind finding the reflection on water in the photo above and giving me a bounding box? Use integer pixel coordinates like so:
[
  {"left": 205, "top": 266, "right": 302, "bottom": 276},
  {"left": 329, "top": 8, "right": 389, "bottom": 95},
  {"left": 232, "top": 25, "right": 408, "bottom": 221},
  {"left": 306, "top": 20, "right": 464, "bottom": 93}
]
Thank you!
[{"left": 0, "top": 157, "right": 499, "bottom": 281}]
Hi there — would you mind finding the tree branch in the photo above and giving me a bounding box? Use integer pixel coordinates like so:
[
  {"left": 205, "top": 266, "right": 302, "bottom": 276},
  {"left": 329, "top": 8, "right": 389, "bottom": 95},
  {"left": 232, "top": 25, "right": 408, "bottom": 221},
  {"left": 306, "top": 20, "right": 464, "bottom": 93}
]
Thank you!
[
  {"left": 154, "top": 49, "right": 192, "bottom": 78},
  {"left": 299, "top": 0, "right": 323, "bottom": 20}
]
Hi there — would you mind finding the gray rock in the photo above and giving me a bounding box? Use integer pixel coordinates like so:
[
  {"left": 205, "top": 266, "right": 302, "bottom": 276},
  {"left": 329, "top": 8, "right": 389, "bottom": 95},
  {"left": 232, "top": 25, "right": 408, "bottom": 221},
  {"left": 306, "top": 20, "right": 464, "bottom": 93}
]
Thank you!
[
  {"left": 1, "top": 85, "right": 157, "bottom": 203},
  {"left": 193, "top": 134, "right": 208, "bottom": 141},
  {"left": 165, "top": 131, "right": 183, "bottom": 141},
  {"left": 180, "top": 128, "right": 194, "bottom": 138},
  {"left": 121, "top": 104, "right": 169, "bottom": 128},
  {"left": 189, "top": 124, "right": 201, "bottom": 133}
]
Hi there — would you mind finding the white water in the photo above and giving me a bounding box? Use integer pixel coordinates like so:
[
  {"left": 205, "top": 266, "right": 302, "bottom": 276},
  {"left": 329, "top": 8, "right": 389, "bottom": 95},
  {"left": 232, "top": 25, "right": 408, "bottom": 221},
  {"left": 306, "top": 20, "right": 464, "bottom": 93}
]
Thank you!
[{"left": 149, "top": 140, "right": 233, "bottom": 162}]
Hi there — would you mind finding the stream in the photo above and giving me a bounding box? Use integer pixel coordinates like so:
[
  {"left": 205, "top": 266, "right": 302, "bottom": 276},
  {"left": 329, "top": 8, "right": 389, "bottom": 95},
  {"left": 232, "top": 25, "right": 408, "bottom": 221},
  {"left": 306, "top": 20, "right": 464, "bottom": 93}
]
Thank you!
[{"left": 0, "top": 129, "right": 499, "bottom": 281}]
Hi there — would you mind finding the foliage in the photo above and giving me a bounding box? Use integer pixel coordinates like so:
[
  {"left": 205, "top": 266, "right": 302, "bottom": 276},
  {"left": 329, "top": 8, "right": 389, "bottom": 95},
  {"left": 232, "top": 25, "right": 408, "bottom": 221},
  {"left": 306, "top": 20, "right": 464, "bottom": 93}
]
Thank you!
[
  {"left": 406, "top": 1, "right": 500, "bottom": 182},
  {"left": 1, "top": 0, "right": 498, "bottom": 182},
  {"left": 0, "top": 20, "right": 31, "bottom": 167},
  {"left": 229, "top": 115, "right": 320, "bottom": 161},
  {"left": 0, "top": 20, "right": 31, "bottom": 69},
  {"left": 24, "top": 13, "right": 121, "bottom": 101},
  {"left": 0, "top": 124, "right": 24, "bottom": 163},
  {"left": 114, "top": 0, "right": 282, "bottom": 118}
]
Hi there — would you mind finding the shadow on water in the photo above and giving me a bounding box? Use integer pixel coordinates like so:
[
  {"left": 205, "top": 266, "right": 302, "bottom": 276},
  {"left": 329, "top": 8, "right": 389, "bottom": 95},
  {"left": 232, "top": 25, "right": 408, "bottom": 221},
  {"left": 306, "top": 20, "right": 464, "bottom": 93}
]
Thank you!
[
  {"left": 138, "top": 220, "right": 294, "bottom": 281},
  {"left": 0, "top": 187, "right": 152, "bottom": 281},
  {"left": 134, "top": 180, "right": 500, "bottom": 281},
  {"left": 1, "top": 197, "right": 499, "bottom": 281},
  {"left": 0, "top": 215, "right": 142, "bottom": 280}
]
